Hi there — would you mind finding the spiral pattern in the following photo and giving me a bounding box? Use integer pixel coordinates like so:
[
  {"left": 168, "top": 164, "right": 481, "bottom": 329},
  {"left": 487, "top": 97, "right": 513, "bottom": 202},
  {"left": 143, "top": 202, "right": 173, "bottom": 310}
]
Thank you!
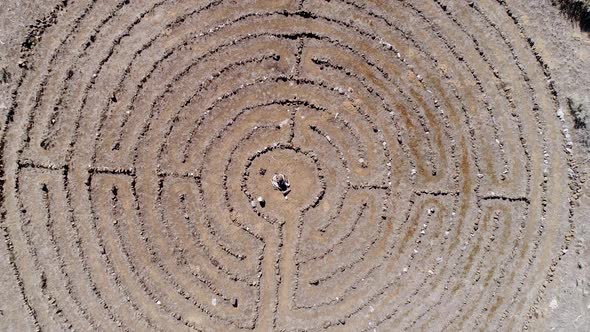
[{"left": 1, "top": 0, "right": 579, "bottom": 331}]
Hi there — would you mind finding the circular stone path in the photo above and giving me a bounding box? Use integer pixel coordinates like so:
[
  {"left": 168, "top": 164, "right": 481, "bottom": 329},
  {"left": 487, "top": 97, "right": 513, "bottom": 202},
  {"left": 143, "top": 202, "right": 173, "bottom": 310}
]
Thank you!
[{"left": 0, "top": 0, "right": 580, "bottom": 331}]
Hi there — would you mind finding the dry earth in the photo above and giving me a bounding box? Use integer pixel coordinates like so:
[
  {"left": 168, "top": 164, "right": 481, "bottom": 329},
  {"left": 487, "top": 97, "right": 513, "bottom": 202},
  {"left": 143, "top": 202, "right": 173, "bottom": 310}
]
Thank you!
[{"left": 0, "top": 1, "right": 588, "bottom": 331}]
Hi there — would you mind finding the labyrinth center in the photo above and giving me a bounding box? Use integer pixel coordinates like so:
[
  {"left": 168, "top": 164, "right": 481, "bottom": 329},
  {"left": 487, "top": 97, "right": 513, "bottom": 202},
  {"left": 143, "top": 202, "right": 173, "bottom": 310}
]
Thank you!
[{"left": 1, "top": 0, "right": 576, "bottom": 331}]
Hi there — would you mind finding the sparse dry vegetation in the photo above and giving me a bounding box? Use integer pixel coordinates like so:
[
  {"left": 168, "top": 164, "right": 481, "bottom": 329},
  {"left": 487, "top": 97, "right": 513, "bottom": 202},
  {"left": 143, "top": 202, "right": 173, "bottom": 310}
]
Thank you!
[
  {"left": 554, "top": 0, "right": 590, "bottom": 31},
  {"left": 568, "top": 96, "right": 590, "bottom": 148}
]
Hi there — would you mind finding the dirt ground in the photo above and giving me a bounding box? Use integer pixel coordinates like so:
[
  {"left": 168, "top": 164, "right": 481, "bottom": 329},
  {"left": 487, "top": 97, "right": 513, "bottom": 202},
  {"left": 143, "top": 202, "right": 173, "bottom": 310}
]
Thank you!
[{"left": 0, "top": 1, "right": 588, "bottom": 331}]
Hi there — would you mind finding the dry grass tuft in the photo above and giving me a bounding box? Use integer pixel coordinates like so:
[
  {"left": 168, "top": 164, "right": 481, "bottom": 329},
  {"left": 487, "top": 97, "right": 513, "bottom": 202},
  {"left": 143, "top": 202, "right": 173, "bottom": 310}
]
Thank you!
[{"left": 568, "top": 96, "right": 590, "bottom": 149}]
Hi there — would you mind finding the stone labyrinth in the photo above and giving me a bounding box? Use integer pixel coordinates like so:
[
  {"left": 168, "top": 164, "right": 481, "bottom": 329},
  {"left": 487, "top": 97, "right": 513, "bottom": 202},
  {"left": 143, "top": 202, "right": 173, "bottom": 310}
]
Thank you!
[{"left": 0, "top": 0, "right": 580, "bottom": 331}]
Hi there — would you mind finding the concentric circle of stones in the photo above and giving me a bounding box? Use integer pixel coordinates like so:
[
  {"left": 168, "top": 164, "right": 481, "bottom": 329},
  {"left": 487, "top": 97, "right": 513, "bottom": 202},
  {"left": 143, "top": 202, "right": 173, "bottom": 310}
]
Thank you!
[{"left": 0, "top": 0, "right": 579, "bottom": 331}]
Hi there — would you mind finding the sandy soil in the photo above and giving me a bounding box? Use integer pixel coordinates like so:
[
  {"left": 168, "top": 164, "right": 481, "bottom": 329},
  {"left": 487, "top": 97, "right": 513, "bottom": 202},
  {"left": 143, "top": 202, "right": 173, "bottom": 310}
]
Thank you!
[{"left": 0, "top": 1, "right": 588, "bottom": 331}]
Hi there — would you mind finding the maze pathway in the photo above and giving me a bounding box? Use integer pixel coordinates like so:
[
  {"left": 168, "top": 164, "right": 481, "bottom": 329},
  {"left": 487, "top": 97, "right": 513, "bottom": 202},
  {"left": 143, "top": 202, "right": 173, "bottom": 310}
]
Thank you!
[{"left": 0, "top": 0, "right": 579, "bottom": 331}]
